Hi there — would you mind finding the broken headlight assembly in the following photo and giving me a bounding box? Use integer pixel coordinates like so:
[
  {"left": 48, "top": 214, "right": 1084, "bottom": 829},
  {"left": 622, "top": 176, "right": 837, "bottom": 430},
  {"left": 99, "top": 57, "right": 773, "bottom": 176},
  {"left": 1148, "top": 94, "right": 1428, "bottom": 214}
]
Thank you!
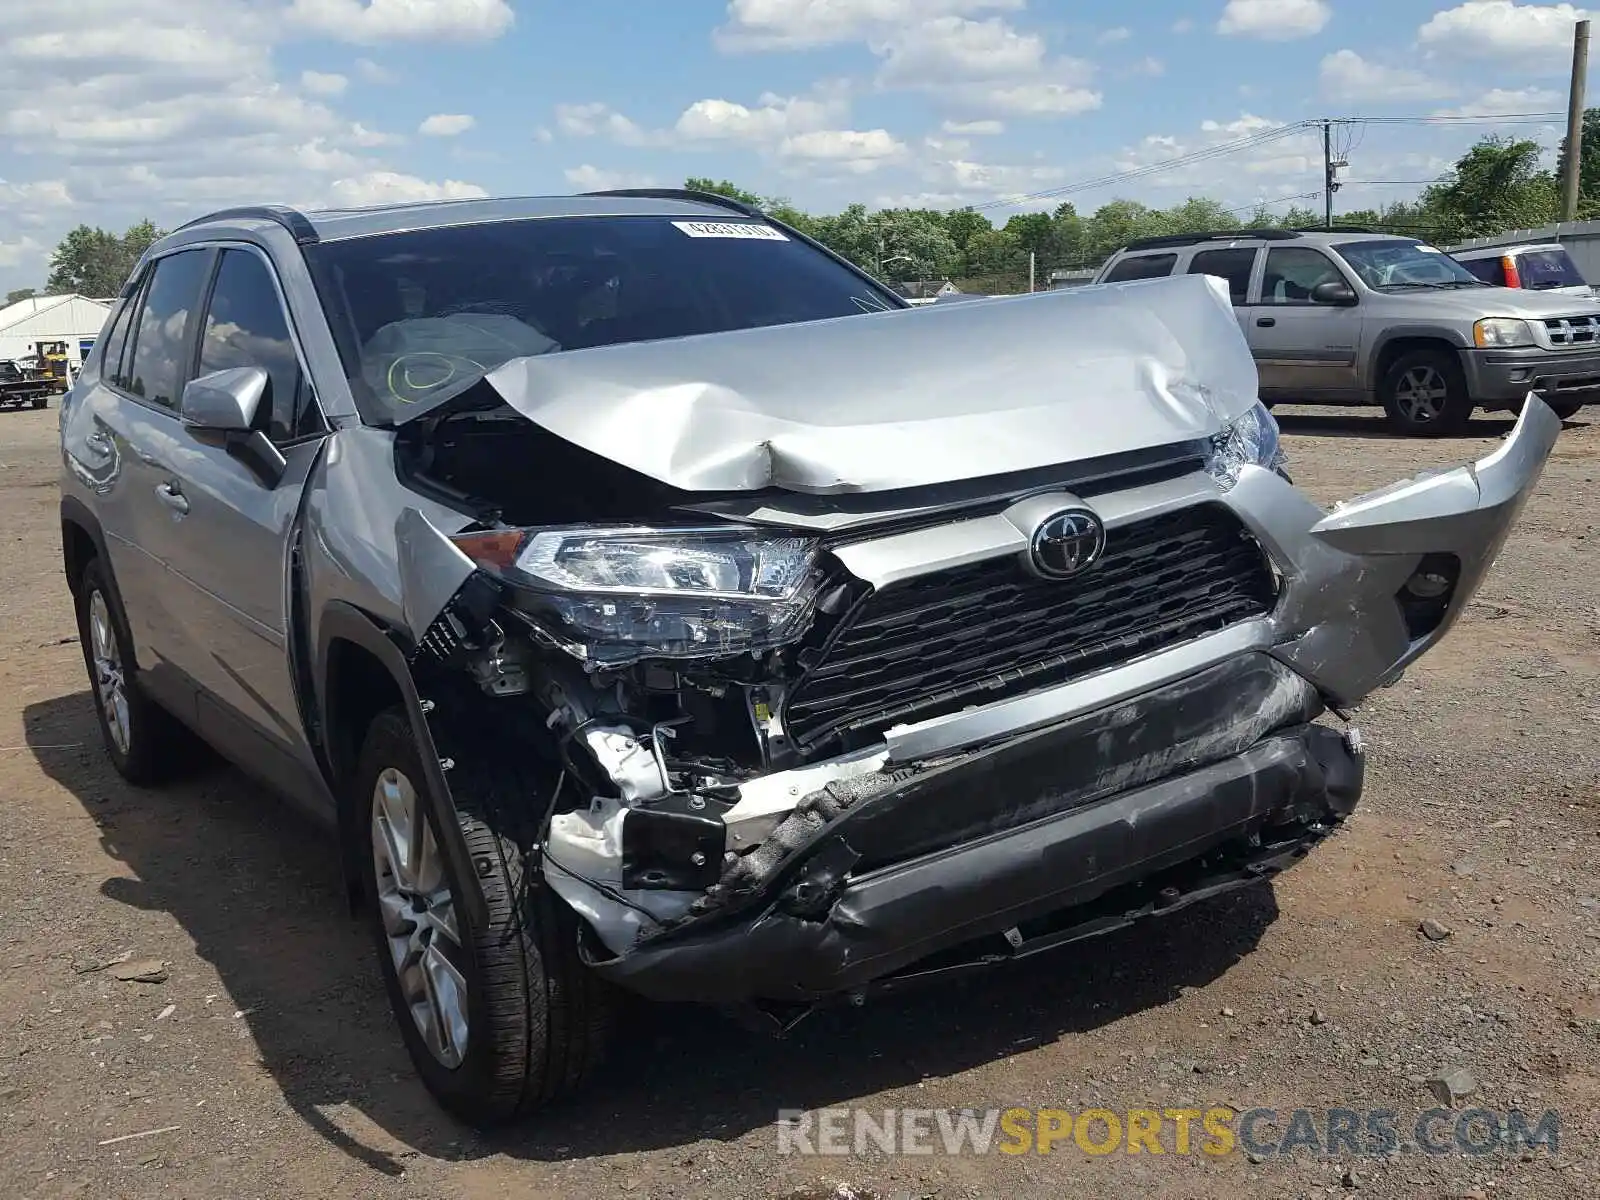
[
  {"left": 451, "top": 525, "right": 822, "bottom": 667},
  {"left": 1206, "top": 400, "right": 1287, "bottom": 489}
]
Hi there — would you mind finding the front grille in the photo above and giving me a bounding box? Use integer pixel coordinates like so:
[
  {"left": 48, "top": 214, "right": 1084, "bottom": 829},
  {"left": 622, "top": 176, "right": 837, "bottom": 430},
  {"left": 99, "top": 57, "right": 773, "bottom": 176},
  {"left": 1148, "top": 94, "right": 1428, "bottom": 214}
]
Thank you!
[
  {"left": 1543, "top": 315, "right": 1600, "bottom": 346},
  {"left": 784, "top": 503, "right": 1277, "bottom": 748}
]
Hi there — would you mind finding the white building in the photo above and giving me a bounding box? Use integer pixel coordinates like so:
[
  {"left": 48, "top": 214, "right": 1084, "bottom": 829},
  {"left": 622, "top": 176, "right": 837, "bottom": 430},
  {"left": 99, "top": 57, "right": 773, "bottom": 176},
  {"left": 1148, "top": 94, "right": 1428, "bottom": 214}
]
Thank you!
[{"left": 0, "top": 294, "right": 114, "bottom": 370}]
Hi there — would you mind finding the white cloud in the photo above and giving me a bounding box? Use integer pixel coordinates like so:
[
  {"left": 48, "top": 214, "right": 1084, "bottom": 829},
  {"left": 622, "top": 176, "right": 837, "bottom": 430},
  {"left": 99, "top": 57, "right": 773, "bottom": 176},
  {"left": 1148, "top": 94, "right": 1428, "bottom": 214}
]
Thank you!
[
  {"left": 875, "top": 15, "right": 1045, "bottom": 83},
  {"left": 1318, "top": 50, "right": 1456, "bottom": 101},
  {"left": 419, "top": 112, "right": 475, "bottom": 137},
  {"left": 563, "top": 164, "right": 658, "bottom": 191},
  {"left": 1418, "top": 2, "right": 1587, "bottom": 62},
  {"left": 327, "top": 172, "right": 488, "bottom": 207},
  {"left": 300, "top": 69, "right": 348, "bottom": 96},
  {"left": 354, "top": 57, "right": 396, "bottom": 83},
  {"left": 981, "top": 81, "right": 1102, "bottom": 116},
  {"left": 1217, "top": 0, "right": 1331, "bottom": 40},
  {"left": 1433, "top": 85, "right": 1564, "bottom": 116},
  {"left": 674, "top": 91, "right": 848, "bottom": 143},
  {"left": 285, "top": 0, "right": 514, "bottom": 42},
  {"left": 350, "top": 122, "right": 403, "bottom": 146},
  {"left": 554, "top": 102, "right": 662, "bottom": 147},
  {"left": 1171, "top": 17, "right": 1196, "bottom": 32},
  {"left": 1098, "top": 26, "right": 1131, "bottom": 43},
  {"left": 1129, "top": 55, "right": 1166, "bottom": 77},
  {"left": 942, "top": 118, "right": 1004, "bottom": 134},
  {"left": 716, "top": 0, "right": 1023, "bottom": 50},
  {"left": 779, "top": 127, "right": 909, "bottom": 171}
]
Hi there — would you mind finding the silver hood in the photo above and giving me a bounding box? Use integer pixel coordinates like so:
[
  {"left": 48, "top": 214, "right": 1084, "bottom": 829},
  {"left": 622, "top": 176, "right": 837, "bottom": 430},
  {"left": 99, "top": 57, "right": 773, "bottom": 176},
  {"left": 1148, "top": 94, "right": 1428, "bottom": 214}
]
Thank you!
[{"left": 473, "top": 273, "right": 1258, "bottom": 494}]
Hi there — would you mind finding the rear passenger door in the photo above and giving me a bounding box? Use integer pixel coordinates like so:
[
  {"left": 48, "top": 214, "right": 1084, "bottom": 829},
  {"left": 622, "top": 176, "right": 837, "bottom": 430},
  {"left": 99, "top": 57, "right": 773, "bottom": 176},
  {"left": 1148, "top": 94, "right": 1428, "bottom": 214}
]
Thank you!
[
  {"left": 138, "top": 245, "right": 328, "bottom": 798},
  {"left": 1245, "top": 246, "right": 1364, "bottom": 400},
  {"left": 1186, "top": 247, "right": 1259, "bottom": 339},
  {"left": 77, "top": 248, "right": 215, "bottom": 716}
]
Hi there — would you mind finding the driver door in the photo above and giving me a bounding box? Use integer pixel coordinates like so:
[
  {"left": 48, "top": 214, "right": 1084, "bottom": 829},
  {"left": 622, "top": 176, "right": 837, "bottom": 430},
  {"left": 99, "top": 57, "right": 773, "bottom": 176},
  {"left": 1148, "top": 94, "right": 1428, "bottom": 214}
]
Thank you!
[{"left": 138, "top": 245, "right": 329, "bottom": 799}]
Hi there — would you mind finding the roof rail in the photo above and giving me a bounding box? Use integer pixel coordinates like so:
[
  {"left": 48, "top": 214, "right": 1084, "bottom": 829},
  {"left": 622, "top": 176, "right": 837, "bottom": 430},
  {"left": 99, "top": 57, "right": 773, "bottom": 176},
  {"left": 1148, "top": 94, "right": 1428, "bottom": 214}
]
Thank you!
[
  {"left": 581, "top": 187, "right": 763, "bottom": 217},
  {"left": 1299, "top": 224, "right": 1418, "bottom": 238},
  {"left": 1121, "top": 228, "right": 1302, "bottom": 253},
  {"left": 174, "top": 205, "right": 319, "bottom": 244}
]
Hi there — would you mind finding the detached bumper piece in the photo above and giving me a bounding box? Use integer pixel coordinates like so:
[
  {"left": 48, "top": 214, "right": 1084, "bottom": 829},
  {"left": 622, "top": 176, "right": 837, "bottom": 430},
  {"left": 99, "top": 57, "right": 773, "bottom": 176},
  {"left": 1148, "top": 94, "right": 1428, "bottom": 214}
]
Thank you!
[{"left": 589, "top": 656, "right": 1362, "bottom": 1005}]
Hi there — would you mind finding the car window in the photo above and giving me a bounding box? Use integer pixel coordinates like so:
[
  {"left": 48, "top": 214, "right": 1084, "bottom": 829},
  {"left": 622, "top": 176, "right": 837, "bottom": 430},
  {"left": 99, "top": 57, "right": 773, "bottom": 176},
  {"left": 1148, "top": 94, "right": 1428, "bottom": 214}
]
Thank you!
[
  {"left": 125, "top": 250, "right": 210, "bottom": 408},
  {"left": 97, "top": 292, "right": 137, "bottom": 382},
  {"left": 1104, "top": 253, "right": 1177, "bottom": 283},
  {"left": 305, "top": 215, "right": 903, "bottom": 424},
  {"left": 1458, "top": 257, "right": 1506, "bottom": 286},
  {"left": 1187, "top": 248, "right": 1257, "bottom": 304},
  {"left": 1334, "top": 239, "right": 1482, "bottom": 290},
  {"left": 1261, "top": 247, "right": 1345, "bottom": 304},
  {"left": 199, "top": 249, "right": 320, "bottom": 442},
  {"left": 1515, "top": 248, "right": 1586, "bottom": 290}
]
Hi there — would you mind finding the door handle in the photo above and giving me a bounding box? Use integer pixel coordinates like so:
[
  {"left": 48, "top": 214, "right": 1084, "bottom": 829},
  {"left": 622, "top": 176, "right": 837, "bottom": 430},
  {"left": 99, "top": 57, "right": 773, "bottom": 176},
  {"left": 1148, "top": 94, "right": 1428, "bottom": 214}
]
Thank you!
[
  {"left": 155, "top": 481, "right": 190, "bottom": 516},
  {"left": 1256, "top": 317, "right": 1276, "bottom": 328}
]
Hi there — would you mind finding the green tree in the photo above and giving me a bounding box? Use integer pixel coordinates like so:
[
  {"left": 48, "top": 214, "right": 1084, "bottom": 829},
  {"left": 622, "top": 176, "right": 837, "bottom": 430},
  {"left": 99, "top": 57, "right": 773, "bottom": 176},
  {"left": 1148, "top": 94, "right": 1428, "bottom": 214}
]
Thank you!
[
  {"left": 1555, "top": 106, "right": 1600, "bottom": 217},
  {"left": 1419, "top": 136, "right": 1558, "bottom": 242},
  {"left": 5, "top": 287, "right": 37, "bottom": 305},
  {"left": 45, "top": 221, "right": 164, "bottom": 296},
  {"left": 943, "top": 207, "right": 993, "bottom": 260},
  {"left": 682, "top": 178, "right": 767, "bottom": 209}
]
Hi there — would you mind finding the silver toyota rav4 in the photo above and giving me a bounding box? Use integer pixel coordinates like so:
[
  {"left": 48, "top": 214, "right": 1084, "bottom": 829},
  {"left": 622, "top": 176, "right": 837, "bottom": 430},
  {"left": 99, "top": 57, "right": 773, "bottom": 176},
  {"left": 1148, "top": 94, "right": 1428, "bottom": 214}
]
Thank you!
[{"left": 59, "top": 190, "right": 1558, "bottom": 1125}]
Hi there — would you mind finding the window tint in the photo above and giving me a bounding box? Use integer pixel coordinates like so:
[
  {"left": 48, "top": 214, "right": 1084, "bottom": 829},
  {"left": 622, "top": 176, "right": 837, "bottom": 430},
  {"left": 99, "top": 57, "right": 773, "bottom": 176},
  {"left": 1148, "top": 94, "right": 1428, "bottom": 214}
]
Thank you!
[
  {"left": 306, "top": 215, "right": 902, "bottom": 423},
  {"left": 1104, "top": 253, "right": 1177, "bottom": 282},
  {"left": 1458, "top": 257, "right": 1505, "bottom": 286},
  {"left": 1515, "top": 248, "right": 1586, "bottom": 289},
  {"left": 199, "top": 250, "right": 317, "bottom": 441},
  {"left": 126, "top": 250, "right": 209, "bottom": 407},
  {"left": 1261, "top": 247, "right": 1345, "bottom": 304},
  {"left": 1187, "top": 248, "right": 1257, "bottom": 304},
  {"left": 97, "top": 292, "right": 137, "bottom": 383}
]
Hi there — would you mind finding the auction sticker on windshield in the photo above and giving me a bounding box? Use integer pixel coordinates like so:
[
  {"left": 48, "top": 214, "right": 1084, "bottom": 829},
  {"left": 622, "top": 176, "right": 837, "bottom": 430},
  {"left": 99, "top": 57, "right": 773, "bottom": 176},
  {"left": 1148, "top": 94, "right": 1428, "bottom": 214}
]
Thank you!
[{"left": 672, "top": 220, "right": 790, "bottom": 241}]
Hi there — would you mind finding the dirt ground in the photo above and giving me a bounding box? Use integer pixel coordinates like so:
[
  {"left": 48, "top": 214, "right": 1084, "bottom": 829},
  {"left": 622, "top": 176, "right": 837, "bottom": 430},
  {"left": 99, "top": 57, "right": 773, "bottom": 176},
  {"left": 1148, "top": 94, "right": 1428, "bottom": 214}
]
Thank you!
[{"left": 1, "top": 402, "right": 1598, "bottom": 1200}]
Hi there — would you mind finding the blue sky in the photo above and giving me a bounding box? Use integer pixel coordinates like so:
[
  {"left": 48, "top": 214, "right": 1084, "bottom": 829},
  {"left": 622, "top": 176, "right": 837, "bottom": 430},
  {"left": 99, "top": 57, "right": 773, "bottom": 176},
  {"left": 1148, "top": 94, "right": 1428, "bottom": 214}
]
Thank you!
[{"left": 0, "top": 1, "right": 1590, "bottom": 291}]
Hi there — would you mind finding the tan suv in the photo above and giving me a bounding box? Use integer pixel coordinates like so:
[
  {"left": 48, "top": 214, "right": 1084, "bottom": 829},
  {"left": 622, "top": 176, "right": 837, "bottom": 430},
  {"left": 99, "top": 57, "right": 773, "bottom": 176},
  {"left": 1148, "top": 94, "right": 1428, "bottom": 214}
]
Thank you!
[{"left": 1096, "top": 228, "right": 1599, "bottom": 434}]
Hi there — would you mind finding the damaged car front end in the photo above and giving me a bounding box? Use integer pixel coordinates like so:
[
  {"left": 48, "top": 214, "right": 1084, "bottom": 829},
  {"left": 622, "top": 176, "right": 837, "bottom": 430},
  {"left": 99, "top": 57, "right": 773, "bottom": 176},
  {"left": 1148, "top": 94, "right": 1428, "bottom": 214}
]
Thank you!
[{"left": 374, "top": 271, "right": 1559, "bottom": 1014}]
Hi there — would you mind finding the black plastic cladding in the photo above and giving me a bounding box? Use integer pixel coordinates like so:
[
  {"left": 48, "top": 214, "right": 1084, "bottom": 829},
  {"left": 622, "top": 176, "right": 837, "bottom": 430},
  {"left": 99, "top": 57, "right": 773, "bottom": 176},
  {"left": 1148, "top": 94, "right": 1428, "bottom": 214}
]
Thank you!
[{"left": 784, "top": 503, "right": 1279, "bottom": 750}]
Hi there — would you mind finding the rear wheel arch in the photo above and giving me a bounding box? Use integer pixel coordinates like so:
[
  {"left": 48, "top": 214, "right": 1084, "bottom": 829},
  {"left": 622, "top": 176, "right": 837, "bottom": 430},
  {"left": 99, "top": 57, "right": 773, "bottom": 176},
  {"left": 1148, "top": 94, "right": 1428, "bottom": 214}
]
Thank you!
[{"left": 60, "top": 498, "right": 109, "bottom": 598}]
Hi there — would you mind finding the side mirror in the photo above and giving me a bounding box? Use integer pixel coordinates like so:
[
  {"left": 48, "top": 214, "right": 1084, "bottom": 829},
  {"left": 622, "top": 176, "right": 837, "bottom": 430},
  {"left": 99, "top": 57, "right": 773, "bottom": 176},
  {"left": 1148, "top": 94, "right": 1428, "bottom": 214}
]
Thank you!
[
  {"left": 1310, "top": 280, "right": 1358, "bottom": 307},
  {"left": 181, "top": 366, "right": 268, "bottom": 432},
  {"left": 180, "top": 366, "right": 285, "bottom": 488}
]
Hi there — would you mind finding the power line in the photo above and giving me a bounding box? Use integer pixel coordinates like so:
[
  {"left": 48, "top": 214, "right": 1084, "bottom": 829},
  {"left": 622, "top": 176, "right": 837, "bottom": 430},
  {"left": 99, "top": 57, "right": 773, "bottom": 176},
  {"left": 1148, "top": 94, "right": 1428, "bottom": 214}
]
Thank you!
[{"left": 966, "top": 110, "right": 1570, "bottom": 215}]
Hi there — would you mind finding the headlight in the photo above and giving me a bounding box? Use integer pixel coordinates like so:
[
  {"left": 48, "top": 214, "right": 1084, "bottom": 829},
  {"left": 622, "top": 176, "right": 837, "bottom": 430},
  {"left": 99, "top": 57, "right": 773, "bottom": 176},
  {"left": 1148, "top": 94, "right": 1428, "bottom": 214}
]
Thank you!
[
  {"left": 1473, "top": 317, "right": 1534, "bottom": 348},
  {"left": 1205, "top": 401, "right": 1286, "bottom": 489},
  {"left": 450, "top": 525, "right": 821, "bottom": 666}
]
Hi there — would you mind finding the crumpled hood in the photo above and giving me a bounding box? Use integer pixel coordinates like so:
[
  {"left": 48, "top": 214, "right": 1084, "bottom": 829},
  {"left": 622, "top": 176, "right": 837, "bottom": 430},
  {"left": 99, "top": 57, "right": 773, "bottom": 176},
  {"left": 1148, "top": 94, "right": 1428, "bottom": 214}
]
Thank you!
[{"left": 474, "top": 272, "right": 1257, "bottom": 494}]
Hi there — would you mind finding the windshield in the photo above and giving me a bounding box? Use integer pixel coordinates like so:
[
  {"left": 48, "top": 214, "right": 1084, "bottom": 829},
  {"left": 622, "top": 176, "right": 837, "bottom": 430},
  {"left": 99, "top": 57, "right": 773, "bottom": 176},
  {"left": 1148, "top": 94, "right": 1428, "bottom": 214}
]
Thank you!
[
  {"left": 306, "top": 215, "right": 903, "bottom": 423},
  {"left": 1334, "top": 239, "right": 1483, "bottom": 289},
  {"left": 1516, "top": 248, "right": 1587, "bottom": 289}
]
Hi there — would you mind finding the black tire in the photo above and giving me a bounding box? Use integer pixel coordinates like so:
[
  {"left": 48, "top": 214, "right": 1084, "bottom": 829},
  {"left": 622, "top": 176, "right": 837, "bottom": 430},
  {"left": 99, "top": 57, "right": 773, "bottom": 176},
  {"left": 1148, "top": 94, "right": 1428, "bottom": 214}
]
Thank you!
[
  {"left": 1545, "top": 400, "right": 1581, "bottom": 420},
  {"left": 1379, "top": 348, "right": 1472, "bottom": 435},
  {"left": 355, "top": 708, "right": 613, "bottom": 1127},
  {"left": 74, "top": 557, "right": 193, "bottom": 785},
  {"left": 31, "top": 395, "right": 47, "bottom": 410}
]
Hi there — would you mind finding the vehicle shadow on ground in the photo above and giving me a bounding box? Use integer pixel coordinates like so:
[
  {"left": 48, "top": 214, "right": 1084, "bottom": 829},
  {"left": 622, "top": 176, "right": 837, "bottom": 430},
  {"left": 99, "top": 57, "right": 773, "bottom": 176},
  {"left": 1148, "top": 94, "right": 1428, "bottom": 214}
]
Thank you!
[{"left": 27, "top": 689, "right": 1281, "bottom": 1176}]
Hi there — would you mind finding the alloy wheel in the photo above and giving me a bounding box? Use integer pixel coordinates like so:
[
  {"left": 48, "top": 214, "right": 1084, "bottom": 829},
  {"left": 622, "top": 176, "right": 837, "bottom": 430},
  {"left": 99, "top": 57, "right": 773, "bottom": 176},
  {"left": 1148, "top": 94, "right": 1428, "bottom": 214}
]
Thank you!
[
  {"left": 1394, "top": 365, "right": 1449, "bottom": 425},
  {"left": 370, "top": 767, "right": 470, "bottom": 1069},
  {"left": 87, "top": 590, "right": 130, "bottom": 756}
]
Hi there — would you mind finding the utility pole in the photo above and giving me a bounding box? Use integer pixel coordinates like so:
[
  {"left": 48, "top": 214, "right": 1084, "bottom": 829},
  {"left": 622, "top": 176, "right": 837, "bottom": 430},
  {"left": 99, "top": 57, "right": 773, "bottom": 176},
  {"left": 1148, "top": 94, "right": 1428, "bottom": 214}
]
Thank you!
[
  {"left": 1029, "top": 251, "right": 1036, "bottom": 293},
  {"left": 1322, "top": 120, "right": 1344, "bottom": 230},
  {"left": 1562, "top": 18, "right": 1590, "bottom": 221}
]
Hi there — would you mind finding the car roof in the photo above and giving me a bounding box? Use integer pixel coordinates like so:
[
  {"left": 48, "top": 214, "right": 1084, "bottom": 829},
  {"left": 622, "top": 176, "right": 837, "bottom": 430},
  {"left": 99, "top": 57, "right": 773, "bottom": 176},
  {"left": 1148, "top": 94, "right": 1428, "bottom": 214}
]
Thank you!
[
  {"left": 164, "top": 190, "right": 769, "bottom": 247},
  {"left": 1452, "top": 242, "right": 1568, "bottom": 258},
  {"left": 1113, "top": 228, "right": 1421, "bottom": 256}
]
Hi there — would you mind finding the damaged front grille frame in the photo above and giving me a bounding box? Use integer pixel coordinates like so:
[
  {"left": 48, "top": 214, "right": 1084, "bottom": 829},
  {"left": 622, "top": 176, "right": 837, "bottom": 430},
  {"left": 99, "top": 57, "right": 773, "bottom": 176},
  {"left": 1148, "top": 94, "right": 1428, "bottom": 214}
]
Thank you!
[{"left": 782, "top": 502, "right": 1280, "bottom": 752}]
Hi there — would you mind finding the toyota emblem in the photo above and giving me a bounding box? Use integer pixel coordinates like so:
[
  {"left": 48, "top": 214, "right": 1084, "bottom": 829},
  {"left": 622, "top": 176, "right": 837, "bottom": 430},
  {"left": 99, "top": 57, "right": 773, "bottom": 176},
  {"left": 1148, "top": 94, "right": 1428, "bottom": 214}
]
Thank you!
[{"left": 1027, "top": 508, "right": 1106, "bottom": 580}]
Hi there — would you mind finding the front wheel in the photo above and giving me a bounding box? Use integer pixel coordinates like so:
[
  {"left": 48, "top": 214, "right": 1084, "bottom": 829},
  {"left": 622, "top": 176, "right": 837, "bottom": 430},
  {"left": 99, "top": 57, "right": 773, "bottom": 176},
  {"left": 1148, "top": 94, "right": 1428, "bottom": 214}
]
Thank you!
[
  {"left": 31, "top": 395, "right": 47, "bottom": 410},
  {"left": 356, "top": 709, "right": 614, "bottom": 1126},
  {"left": 1544, "top": 400, "right": 1582, "bottom": 420},
  {"left": 1380, "top": 349, "right": 1472, "bottom": 435}
]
